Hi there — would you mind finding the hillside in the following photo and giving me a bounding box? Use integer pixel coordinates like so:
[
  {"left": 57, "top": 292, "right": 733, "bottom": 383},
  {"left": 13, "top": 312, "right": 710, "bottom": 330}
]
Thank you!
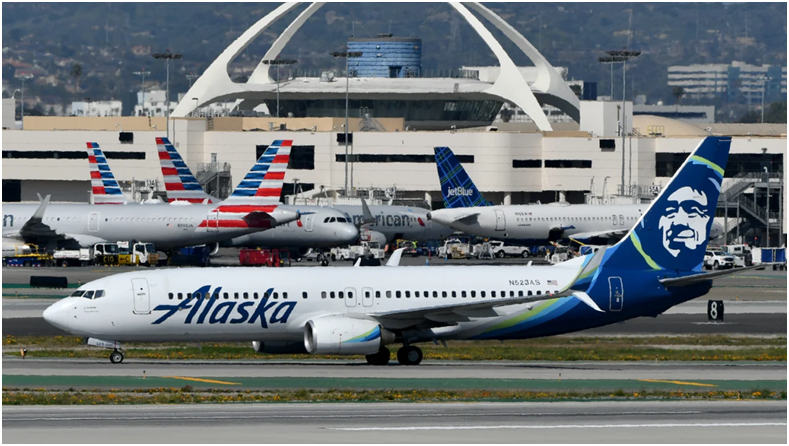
[{"left": 2, "top": 2, "right": 786, "bottom": 115}]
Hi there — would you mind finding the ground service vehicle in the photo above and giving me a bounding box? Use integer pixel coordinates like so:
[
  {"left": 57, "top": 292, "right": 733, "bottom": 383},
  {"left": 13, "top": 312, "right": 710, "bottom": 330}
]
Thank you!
[
  {"left": 3, "top": 244, "right": 52, "bottom": 267},
  {"left": 704, "top": 250, "right": 735, "bottom": 270},
  {"left": 489, "top": 240, "right": 530, "bottom": 258},
  {"left": 94, "top": 242, "right": 158, "bottom": 267},
  {"left": 239, "top": 248, "right": 291, "bottom": 267},
  {"left": 167, "top": 246, "right": 211, "bottom": 267}
]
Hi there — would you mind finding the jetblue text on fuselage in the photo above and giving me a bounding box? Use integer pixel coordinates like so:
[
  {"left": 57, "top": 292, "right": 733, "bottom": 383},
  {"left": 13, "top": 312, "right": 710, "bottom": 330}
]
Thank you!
[{"left": 151, "top": 286, "right": 296, "bottom": 327}]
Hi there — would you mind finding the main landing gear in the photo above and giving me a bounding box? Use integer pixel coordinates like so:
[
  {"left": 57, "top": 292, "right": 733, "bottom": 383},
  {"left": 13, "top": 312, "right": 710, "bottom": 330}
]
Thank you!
[
  {"left": 365, "top": 347, "right": 391, "bottom": 366},
  {"left": 109, "top": 350, "right": 124, "bottom": 364},
  {"left": 396, "top": 346, "right": 423, "bottom": 366}
]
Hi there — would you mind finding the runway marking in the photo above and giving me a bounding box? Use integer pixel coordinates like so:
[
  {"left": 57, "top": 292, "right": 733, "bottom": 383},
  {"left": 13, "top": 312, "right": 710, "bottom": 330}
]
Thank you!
[
  {"left": 330, "top": 422, "right": 787, "bottom": 431},
  {"left": 637, "top": 379, "right": 717, "bottom": 387},
  {"left": 162, "top": 376, "right": 240, "bottom": 385}
]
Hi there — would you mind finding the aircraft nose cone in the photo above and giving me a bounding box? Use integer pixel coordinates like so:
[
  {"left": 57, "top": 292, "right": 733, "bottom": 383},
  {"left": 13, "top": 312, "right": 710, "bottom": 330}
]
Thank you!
[
  {"left": 43, "top": 299, "right": 71, "bottom": 331},
  {"left": 341, "top": 225, "right": 359, "bottom": 244}
]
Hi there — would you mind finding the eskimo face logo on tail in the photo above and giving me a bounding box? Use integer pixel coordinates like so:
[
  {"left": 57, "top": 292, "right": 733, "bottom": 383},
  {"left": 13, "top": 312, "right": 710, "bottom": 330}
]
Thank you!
[
  {"left": 151, "top": 286, "right": 296, "bottom": 327},
  {"left": 658, "top": 187, "right": 709, "bottom": 257}
]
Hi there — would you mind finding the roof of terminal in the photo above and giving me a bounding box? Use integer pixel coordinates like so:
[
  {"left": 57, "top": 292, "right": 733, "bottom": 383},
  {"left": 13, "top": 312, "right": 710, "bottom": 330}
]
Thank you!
[{"left": 266, "top": 77, "right": 498, "bottom": 95}]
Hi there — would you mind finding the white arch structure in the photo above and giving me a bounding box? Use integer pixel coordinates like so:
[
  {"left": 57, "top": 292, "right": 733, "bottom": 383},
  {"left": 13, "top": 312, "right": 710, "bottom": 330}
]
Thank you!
[{"left": 172, "top": 2, "right": 581, "bottom": 131}]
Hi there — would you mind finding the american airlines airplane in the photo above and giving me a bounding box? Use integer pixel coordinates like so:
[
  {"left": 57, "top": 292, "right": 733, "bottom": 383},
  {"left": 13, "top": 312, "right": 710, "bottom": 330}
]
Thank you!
[
  {"left": 2, "top": 142, "right": 304, "bottom": 252},
  {"left": 428, "top": 146, "right": 723, "bottom": 244},
  {"left": 44, "top": 137, "right": 749, "bottom": 365},
  {"left": 156, "top": 137, "right": 447, "bottom": 246}
]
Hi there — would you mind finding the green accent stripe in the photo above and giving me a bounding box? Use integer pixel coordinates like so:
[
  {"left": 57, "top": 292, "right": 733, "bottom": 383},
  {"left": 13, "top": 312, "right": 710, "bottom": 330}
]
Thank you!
[
  {"left": 629, "top": 233, "right": 662, "bottom": 270},
  {"left": 344, "top": 327, "right": 377, "bottom": 343},
  {"left": 690, "top": 155, "right": 724, "bottom": 176},
  {"left": 485, "top": 298, "right": 558, "bottom": 333}
]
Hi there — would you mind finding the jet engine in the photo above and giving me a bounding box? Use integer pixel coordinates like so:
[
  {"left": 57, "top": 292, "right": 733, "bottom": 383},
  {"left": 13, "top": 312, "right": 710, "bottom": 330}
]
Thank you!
[
  {"left": 252, "top": 341, "right": 307, "bottom": 354},
  {"left": 304, "top": 317, "right": 395, "bottom": 355}
]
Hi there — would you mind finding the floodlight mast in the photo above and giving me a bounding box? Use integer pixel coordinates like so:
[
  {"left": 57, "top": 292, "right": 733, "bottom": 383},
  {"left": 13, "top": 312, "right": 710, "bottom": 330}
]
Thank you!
[{"left": 331, "top": 50, "right": 363, "bottom": 196}]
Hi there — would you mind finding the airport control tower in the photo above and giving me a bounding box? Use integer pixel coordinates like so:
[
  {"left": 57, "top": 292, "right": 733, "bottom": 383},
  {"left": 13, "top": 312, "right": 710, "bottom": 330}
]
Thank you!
[{"left": 347, "top": 34, "right": 422, "bottom": 78}]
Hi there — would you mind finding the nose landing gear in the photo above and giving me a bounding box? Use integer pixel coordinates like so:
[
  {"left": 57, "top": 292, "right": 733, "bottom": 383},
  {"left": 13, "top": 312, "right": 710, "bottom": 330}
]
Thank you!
[{"left": 109, "top": 350, "right": 124, "bottom": 364}]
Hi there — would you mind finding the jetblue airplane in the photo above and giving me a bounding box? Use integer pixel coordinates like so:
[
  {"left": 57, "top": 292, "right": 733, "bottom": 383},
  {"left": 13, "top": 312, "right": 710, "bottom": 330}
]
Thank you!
[
  {"left": 156, "top": 137, "right": 448, "bottom": 246},
  {"left": 429, "top": 146, "right": 723, "bottom": 244},
  {"left": 44, "top": 137, "right": 750, "bottom": 365},
  {"left": 2, "top": 142, "right": 304, "bottom": 252}
]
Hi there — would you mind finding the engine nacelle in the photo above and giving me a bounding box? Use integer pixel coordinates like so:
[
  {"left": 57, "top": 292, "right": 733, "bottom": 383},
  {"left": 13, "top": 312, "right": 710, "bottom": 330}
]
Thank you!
[
  {"left": 252, "top": 341, "right": 308, "bottom": 354},
  {"left": 304, "top": 317, "right": 394, "bottom": 355}
]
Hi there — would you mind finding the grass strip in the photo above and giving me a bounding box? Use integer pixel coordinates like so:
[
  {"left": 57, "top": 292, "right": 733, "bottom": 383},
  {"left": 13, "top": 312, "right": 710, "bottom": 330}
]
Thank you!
[
  {"left": 5, "top": 345, "right": 785, "bottom": 362},
  {"left": 3, "top": 387, "right": 785, "bottom": 405}
]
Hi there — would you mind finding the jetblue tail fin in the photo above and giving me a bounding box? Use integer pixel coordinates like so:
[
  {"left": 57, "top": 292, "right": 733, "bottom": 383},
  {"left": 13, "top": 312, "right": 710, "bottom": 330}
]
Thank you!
[
  {"left": 600, "top": 136, "right": 732, "bottom": 273},
  {"left": 86, "top": 143, "right": 127, "bottom": 205},
  {"left": 434, "top": 147, "right": 491, "bottom": 208},
  {"left": 223, "top": 139, "right": 291, "bottom": 205},
  {"left": 156, "top": 137, "right": 216, "bottom": 204}
]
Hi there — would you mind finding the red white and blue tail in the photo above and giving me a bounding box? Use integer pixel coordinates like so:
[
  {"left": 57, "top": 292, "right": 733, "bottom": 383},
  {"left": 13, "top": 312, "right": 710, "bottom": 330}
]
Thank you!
[
  {"left": 224, "top": 140, "right": 291, "bottom": 205},
  {"left": 87, "top": 143, "right": 127, "bottom": 205},
  {"left": 156, "top": 137, "right": 215, "bottom": 204}
]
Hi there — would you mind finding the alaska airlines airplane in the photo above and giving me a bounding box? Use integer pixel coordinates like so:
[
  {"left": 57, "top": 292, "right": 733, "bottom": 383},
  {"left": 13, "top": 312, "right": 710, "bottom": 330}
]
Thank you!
[
  {"left": 156, "top": 137, "right": 446, "bottom": 246},
  {"left": 2, "top": 142, "right": 304, "bottom": 251},
  {"left": 44, "top": 137, "right": 748, "bottom": 365},
  {"left": 428, "top": 146, "right": 723, "bottom": 244}
]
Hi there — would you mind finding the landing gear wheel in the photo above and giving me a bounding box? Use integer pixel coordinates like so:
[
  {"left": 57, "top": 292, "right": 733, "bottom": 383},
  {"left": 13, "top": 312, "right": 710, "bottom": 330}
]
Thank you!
[
  {"left": 397, "top": 346, "right": 423, "bottom": 365},
  {"left": 365, "top": 347, "right": 391, "bottom": 366},
  {"left": 109, "top": 350, "right": 124, "bottom": 364}
]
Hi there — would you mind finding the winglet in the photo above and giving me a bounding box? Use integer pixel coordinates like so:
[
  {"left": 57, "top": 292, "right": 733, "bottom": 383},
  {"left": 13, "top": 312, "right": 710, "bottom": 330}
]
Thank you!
[
  {"left": 353, "top": 258, "right": 362, "bottom": 268},
  {"left": 360, "top": 197, "right": 376, "bottom": 225},
  {"left": 386, "top": 248, "right": 406, "bottom": 267},
  {"left": 572, "top": 291, "right": 604, "bottom": 312},
  {"left": 33, "top": 193, "right": 51, "bottom": 221}
]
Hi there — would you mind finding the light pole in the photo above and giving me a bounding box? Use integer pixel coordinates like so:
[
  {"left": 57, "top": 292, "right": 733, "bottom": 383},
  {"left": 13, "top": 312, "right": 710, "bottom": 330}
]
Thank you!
[
  {"left": 152, "top": 50, "right": 182, "bottom": 139},
  {"left": 186, "top": 72, "right": 199, "bottom": 89},
  {"left": 331, "top": 49, "right": 363, "bottom": 196},
  {"left": 17, "top": 74, "right": 33, "bottom": 128},
  {"left": 261, "top": 58, "right": 297, "bottom": 118},
  {"left": 133, "top": 69, "right": 150, "bottom": 117},
  {"left": 761, "top": 75, "right": 772, "bottom": 124},
  {"left": 84, "top": 97, "right": 92, "bottom": 116},
  {"left": 599, "top": 49, "right": 640, "bottom": 195}
]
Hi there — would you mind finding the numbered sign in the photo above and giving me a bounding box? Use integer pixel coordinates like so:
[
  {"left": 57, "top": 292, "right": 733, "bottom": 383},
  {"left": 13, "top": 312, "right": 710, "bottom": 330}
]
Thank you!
[{"left": 707, "top": 300, "right": 724, "bottom": 322}]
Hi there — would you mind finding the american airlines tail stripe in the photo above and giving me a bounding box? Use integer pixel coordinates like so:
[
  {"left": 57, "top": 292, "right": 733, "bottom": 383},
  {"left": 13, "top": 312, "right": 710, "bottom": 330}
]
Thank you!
[{"left": 215, "top": 205, "right": 278, "bottom": 213}]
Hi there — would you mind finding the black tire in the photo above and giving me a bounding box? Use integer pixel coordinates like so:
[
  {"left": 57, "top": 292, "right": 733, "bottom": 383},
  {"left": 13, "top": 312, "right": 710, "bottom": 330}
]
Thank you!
[
  {"left": 321, "top": 258, "right": 329, "bottom": 267},
  {"left": 496, "top": 251, "right": 506, "bottom": 258},
  {"left": 714, "top": 261, "right": 720, "bottom": 271},
  {"left": 521, "top": 251, "right": 529, "bottom": 258},
  {"left": 109, "top": 351, "right": 124, "bottom": 364},
  {"left": 397, "top": 346, "right": 423, "bottom": 366},
  {"left": 365, "top": 347, "right": 391, "bottom": 366}
]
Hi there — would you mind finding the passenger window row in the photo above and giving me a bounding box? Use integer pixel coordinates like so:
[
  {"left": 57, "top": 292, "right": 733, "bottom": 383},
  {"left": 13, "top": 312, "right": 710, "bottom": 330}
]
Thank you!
[{"left": 167, "top": 291, "right": 291, "bottom": 300}]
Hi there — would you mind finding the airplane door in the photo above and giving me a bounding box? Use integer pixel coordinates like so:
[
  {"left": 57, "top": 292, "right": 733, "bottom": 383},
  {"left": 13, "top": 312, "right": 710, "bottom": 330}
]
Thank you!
[
  {"left": 207, "top": 210, "right": 220, "bottom": 232},
  {"left": 344, "top": 287, "right": 357, "bottom": 308},
  {"left": 494, "top": 209, "right": 506, "bottom": 231},
  {"left": 362, "top": 287, "right": 374, "bottom": 307},
  {"left": 131, "top": 278, "right": 151, "bottom": 314},
  {"left": 303, "top": 214, "right": 314, "bottom": 232},
  {"left": 608, "top": 276, "right": 623, "bottom": 311},
  {"left": 88, "top": 212, "right": 100, "bottom": 232}
]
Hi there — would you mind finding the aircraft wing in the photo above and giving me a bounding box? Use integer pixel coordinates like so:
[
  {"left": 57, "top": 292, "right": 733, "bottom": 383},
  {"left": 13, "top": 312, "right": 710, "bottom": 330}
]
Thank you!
[
  {"left": 369, "top": 290, "right": 602, "bottom": 327},
  {"left": 568, "top": 228, "right": 629, "bottom": 242},
  {"left": 10, "top": 195, "right": 108, "bottom": 248},
  {"left": 659, "top": 265, "right": 766, "bottom": 287}
]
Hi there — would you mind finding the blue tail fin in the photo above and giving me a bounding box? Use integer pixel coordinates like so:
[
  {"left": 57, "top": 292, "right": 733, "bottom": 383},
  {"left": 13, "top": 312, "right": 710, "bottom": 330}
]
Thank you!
[
  {"left": 434, "top": 147, "right": 492, "bottom": 208},
  {"left": 599, "top": 136, "right": 732, "bottom": 272}
]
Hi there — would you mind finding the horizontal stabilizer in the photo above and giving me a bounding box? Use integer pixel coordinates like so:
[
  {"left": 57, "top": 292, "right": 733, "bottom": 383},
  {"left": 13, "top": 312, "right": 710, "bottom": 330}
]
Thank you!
[{"left": 659, "top": 265, "right": 766, "bottom": 287}]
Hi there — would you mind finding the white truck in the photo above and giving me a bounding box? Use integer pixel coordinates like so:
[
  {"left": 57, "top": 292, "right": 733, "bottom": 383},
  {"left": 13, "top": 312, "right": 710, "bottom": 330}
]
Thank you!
[
  {"left": 704, "top": 250, "right": 735, "bottom": 270},
  {"left": 349, "top": 241, "right": 385, "bottom": 261},
  {"left": 52, "top": 248, "right": 93, "bottom": 267},
  {"left": 439, "top": 239, "right": 472, "bottom": 259},
  {"left": 488, "top": 241, "right": 531, "bottom": 258}
]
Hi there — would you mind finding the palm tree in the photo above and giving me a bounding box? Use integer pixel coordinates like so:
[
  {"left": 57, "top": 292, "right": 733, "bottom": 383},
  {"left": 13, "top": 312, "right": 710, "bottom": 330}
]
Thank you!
[
  {"left": 70, "top": 63, "right": 82, "bottom": 92},
  {"left": 672, "top": 86, "right": 685, "bottom": 114}
]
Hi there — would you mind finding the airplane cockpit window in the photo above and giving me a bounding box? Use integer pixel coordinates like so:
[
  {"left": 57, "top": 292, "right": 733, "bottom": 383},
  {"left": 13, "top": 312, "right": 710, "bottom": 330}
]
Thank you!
[
  {"left": 329, "top": 217, "right": 336, "bottom": 223},
  {"left": 70, "top": 290, "right": 86, "bottom": 297},
  {"left": 94, "top": 290, "right": 105, "bottom": 299},
  {"left": 336, "top": 217, "right": 347, "bottom": 223},
  {"left": 323, "top": 217, "right": 330, "bottom": 223},
  {"left": 83, "top": 290, "right": 95, "bottom": 299}
]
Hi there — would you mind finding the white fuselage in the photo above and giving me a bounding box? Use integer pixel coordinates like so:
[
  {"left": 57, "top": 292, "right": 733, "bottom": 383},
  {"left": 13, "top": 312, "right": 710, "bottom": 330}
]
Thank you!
[
  {"left": 43, "top": 260, "right": 584, "bottom": 343},
  {"left": 428, "top": 204, "right": 646, "bottom": 242},
  {"left": 333, "top": 205, "right": 455, "bottom": 243}
]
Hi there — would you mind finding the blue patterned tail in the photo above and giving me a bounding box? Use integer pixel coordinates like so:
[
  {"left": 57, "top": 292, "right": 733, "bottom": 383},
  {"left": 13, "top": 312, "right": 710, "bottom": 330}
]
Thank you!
[
  {"left": 601, "top": 136, "right": 732, "bottom": 272},
  {"left": 434, "top": 147, "right": 491, "bottom": 208}
]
